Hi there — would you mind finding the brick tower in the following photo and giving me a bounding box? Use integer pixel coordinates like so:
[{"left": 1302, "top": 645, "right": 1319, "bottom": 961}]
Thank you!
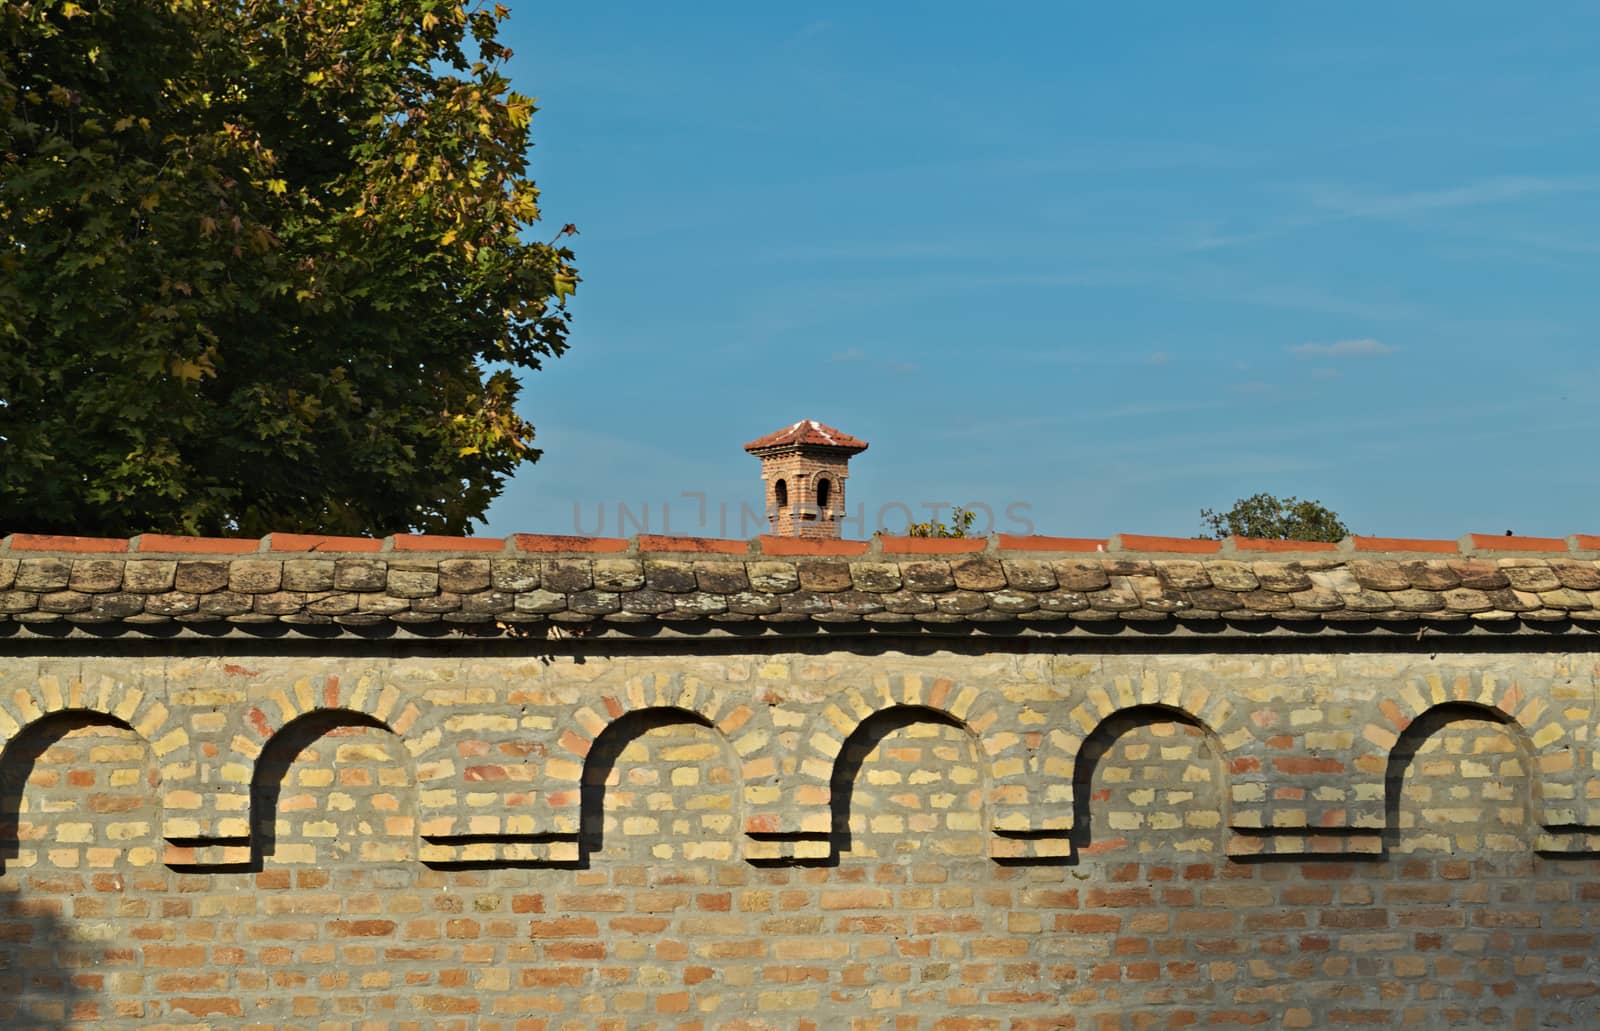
[{"left": 743, "top": 420, "right": 868, "bottom": 538}]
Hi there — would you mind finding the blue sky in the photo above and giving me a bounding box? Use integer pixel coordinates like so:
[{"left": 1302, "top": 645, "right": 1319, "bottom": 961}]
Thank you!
[{"left": 480, "top": 3, "right": 1600, "bottom": 540}]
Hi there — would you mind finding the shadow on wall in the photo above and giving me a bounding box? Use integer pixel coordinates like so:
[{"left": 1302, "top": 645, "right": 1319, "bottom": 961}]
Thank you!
[
  {"left": 0, "top": 881, "right": 90, "bottom": 1031},
  {"left": 1382, "top": 701, "right": 1532, "bottom": 853},
  {"left": 0, "top": 713, "right": 141, "bottom": 876},
  {"left": 580, "top": 707, "right": 728, "bottom": 865},
  {"left": 1070, "top": 704, "right": 1225, "bottom": 861},
  {"left": 828, "top": 705, "right": 972, "bottom": 865},
  {"left": 0, "top": 715, "right": 104, "bottom": 1029},
  {"left": 249, "top": 709, "right": 412, "bottom": 872}
]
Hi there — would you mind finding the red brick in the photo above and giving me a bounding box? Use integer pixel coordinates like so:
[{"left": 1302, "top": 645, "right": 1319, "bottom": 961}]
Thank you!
[
  {"left": 1348, "top": 536, "right": 1458, "bottom": 553},
  {"left": 636, "top": 535, "right": 749, "bottom": 554},
  {"left": 1085, "top": 888, "right": 1154, "bottom": 908},
  {"left": 132, "top": 533, "right": 259, "bottom": 553},
  {"left": 390, "top": 534, "right": 505, "bottom": 552},
  {"left": 4, "top": 533, "right": 129, "bottom": 552},
  {"left": 1228, "top": 536, "right": 1339, "bottom": 552},
  {"left": 758, "top": 535, "right": 870, "bottom": 556},
  {"left": 421, "top": 995, "right": 481, "bottom": 1014},
  {"left": 265, "top": 532, "right": 383, "bottom": 552},
  {"left": 996, "top": 534, "right": 1107, "bottom": 552},
  {"left": 528, "top": 917, "right": 598, "bottom": 938},
  {"left": 143, "top": 945, "right": 206, "bottom": 967},
  {"left": 1272, "top": 757, "right": 1345, "bottom": 775},
  {"left": 168, "top": 998, "right": 244, "bottom": 1017},
  {"left": 1112, "top": 534, "right": 1221, "bottom": 554},
  {"left": 509, "top": 533, "right": 629, "bottom": 553},
  {"left": 821, "top": 889, "right": 892, "bottom": 910},
  {"left": 521, "top": 967, "right": 586, "bottom": 987},
  {"left": 544, "top": 941, "right": 605, "bottom": 960},
  {"left": 876, "top": 536, "right": 987, "bottom": 555},
  {"left": 1059, "top": 915, "right": 1121, "bottom": 933},
  {"left": 1460, "top": 533, "right": 1567, "bottom": 552}
]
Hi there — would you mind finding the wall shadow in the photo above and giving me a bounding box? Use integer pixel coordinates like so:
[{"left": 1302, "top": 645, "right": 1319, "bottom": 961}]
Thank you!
[
  {"left": 0, "top": 713, "right": 144, "bottom": 876},
  {"left": 1382, "top": 701, "right": 1528, "bottom": 851},
  {"left": 0, "top": 713, "right": 113, "bottom": 1028},
  {"left": 1070, "top": 704, "right": 1222, "bottom": 859},
  {"left": 249, "top": 709, "right": 397, "bottom": 870},
  {"left": 578, "top": 707, "right": 717, "bottom": 864},
  {"left": 0, "top": 880, "right": 92, "bottom": 1030},
  {"left": 827, "top": 705, "right": 970, "bottom": 863}
]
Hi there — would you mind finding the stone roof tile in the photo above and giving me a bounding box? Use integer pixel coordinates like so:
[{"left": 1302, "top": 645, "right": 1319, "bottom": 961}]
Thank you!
[{"left": 6, "top": 535, "right": 1600, "bottom": 638}]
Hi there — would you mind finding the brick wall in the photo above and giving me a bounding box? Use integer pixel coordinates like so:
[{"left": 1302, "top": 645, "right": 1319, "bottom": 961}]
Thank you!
[
  {"left": 3, "top": 643, "right": 1599, "bottom": 1029},
  {"left": 754, "top": 451, "right": 852, "bottom": 538}
]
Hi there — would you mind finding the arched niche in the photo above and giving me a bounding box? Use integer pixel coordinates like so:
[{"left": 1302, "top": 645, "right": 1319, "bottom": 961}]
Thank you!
[
  {"left": 830, "top": 705, "right": 985, "bottom": 863},
  {"left": 251, "top": 710, "right": 416, "bottom": 867},
  {"left": 0, "top": 712, "right": 159, "bottom": 875},
  {"left": 1386, "top": 702, "right": 1533, "bottom": 855},
  {"left": 580, "top": 707, "right": 740, "bottom": 864},
  {"left": 1073, "top": 705, "right": 1225, "bottom": 858}
]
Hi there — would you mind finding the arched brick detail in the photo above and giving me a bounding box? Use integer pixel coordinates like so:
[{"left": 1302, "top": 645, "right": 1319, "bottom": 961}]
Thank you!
[
  {"left": 0, "top": 674, "right": 186, "bottom": 843},
  {"left": 229, "top": 673, "right": 428, "bottom": 757},
  {"left": 1067, "top": 703, "right": 1229, "bottom": 860},
  {"left": 1384, "top": 701, "right": 1536, "bottom": 854},
  {"left": 770, "top": 675, "right": 1018, "bottom": 857},
  {"left": 166, "top": 673, "right": 435, "bottom": 864},
  {"left": 1358, "top": 673, "right": 1571, "bottom": 832},
  {"left": 1041, "top": 673, "right": 1243, "bottom": 834},
  {"left": 541, "top": 673, "right": 765, "bottom": 857},
  {"left": 0, "top": 673, "right": 184, "bottom": 760}
]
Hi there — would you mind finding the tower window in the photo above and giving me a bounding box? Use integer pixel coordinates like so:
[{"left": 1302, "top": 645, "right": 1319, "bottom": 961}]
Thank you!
[
  {"left": 774, "top": 478, "right": 788, "bottom": 509},
  {"left": 816, "top": 478, "right": 831, "bottom": 510}
]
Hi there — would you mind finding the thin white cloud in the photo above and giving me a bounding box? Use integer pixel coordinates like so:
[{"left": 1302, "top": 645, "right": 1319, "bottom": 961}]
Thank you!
[
  {"left": 1287, "top": 338, "right": 1395, "bottom": 358},
  {"left": 830, "top": 348, "right": 868, "bottom": 363},
  {"left": 1231, "top": 380, "right": 1276, "bottom": 395},
  {"left": 1185, "top": 176, "right": 1600, "bottom": 253},
  {"left": 1306, "top": 177, "right": 1598, "bottom": 219}
]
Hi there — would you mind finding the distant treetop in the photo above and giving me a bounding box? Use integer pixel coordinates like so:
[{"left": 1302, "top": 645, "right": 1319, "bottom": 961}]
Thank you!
[{"left": 1199, "top": 494, "right": 1349, "bottom": 543}]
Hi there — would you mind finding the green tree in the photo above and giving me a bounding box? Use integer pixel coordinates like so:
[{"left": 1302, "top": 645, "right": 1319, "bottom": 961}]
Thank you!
[
  {"left": 1199, "top": 493, "right": 1349, "bottom": 543},
  {"left": 905, "top": 506, "right": 976, "bottom": 538},
  {"left": 1, "top": 0, "right": 577, "bottom": 536}
]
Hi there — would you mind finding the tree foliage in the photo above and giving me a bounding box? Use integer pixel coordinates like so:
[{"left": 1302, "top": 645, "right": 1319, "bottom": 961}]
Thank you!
[
  {"left": 906, "top": 506, "right": 976, "bottom": 538},
  {"left": 0, "top": 0, "right": 577, "bottom": 536},
  {"left": 1199, "top": 493, "right": 1349, "bottom": 543}
]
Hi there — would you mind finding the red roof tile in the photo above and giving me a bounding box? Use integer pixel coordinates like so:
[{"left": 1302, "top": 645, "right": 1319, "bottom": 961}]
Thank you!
[
  {"left": 1228, "top": 536, "right": 1339, "bottom": 553},
  {"left": 4, "top": 533, "right": 130, "bottom": 553},
  {"left": 510, "top": 534, "right": 629, "bottom": 553},
  {"left": 390, "top": 534, "right": 505, "bottom": 552},
  {"left": 756, "top": 535, "right": 870, "bottom": 556},
  {"left": 1460, "top": 533, "right": 1567, "bottom": 553},
  {"left": 266, "top": 533, "right": 383, "bottom": 553},
  {"left": 132, "top": 534, "right": 259, "bottom": 554},
  {"left": 877, "top": 536, "right": 986, "bottom": 555},
  {"left": 1113, "top": 534, "right": 1222, "bottom": 555},
  {"left": 637, "top": 534, "right": 750, "bottom": 554},
  {"left": 995, "top": 534, "right": 1107, "bottom": 552},
  {"left": 743, "top": 420, "right": 868, "bottom": 454},
  {"left": 1349, "top": 536, "right": 1458, "bottom": 553}
]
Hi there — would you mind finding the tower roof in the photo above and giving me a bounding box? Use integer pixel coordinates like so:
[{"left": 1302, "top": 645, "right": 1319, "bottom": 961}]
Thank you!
[{"left": 743, "top": 419, "right": 869, "bottom": 455}]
